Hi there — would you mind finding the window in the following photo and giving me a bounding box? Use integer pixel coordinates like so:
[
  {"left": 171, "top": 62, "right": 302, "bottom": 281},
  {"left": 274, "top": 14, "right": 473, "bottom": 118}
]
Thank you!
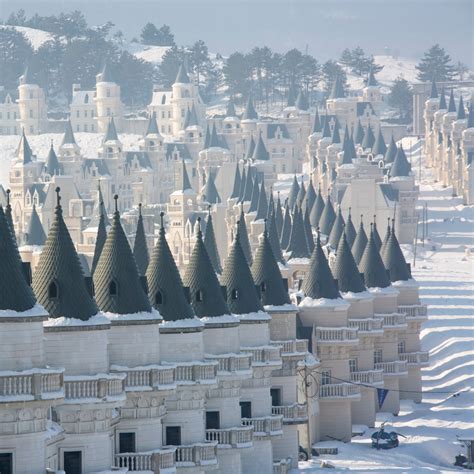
[
  {"left": 321, "top": 370, "right": 331, "bottom": 385},
  {"left": 109, "top": 280, "right": 118, "bottom": 296},
  {"left": 374, "top": 349, "right": 383, "bottom": 365},
  {"left": 240, "top": 401, "right": 252, "bottom": 419},
  {"left": 206, "top": 411, "right": 220, "bottom": 430},
  {"left": 270, "top": 388, "right": 282, "bottom": 407},
  {"left": 63, "top": 451, "right": 82, "bottom": 474},
  {"left": 398, "top": 341, "right": 406, "bottom": 354},
  {"left": 29, "top": 109, "right": 33, "bottom": 118},
  {"left": 165, "top": 426, "right": 181, "bottom": 446},
  {"left": 195, "top": 290, "right": 203, "bottom": 302},
  {"left": 106, "top": 89, "right": 111, "bottom": 98},
  {"left": 0, "top": 453, "right": 13, "bottom": 474},
  {"left": 162, "top": 111, "right": 165, "bottom": 119},
  {"left": 119, "top": 432, "right": 136, "bottom": 453},
  {"left": 231, "top": 289, "right": 239, "bottom": 300},
  {"left": 84, "top": 124, "right": 88, "bottom": 132},
  {"left": 84, "top": 110, "right": 88, "bottom": 118},
  {"left": 349, "top": 359, "right": 358, "bottom": 373},
  {"left": 48, "top": 281, "right": 59, "bottom": 299},
  {"left": 76, "top": 110, "right": 80, "bottom": 118},
  {"left": 7, "top": 112, "right": 10, "bottom": 120},
  {"left": 155, "top": 291, "right": 163, "bottom": 305}
]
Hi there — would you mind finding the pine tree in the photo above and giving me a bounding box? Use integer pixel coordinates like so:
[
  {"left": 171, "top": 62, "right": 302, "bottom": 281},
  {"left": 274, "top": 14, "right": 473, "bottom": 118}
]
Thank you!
[
  {"left": 140, "top": 22, "right": 175, "bottom": 46},
  {"left": 322, "top": 60, "right": 347, "bottom": 93},
  {"left": 223, "top": 52, "right": 251, "bottom": 97},
  {"left": 388, "top": 77, "right": 413, "bottom": 122},
  {"left": 340, "top": 48, "right": 353, "bottom": 68},
  {"left": 416, "top": 44, "right": 455, "bottom": 81}
]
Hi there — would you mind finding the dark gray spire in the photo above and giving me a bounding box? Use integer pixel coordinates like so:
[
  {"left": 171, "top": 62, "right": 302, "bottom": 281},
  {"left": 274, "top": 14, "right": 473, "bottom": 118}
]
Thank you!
[
  {"left": 238, "top": 166, "right": 247, "bottom": 202},
  {"left": 372, "top": 218, "right": 382, "bottom": 251},
  {"left": 361, "top": 124, "right": 375, "bottom": 150},
  {"left": 302, "top": 232, "right": 340, "bottom": 300},
  {"left": 237, "top": 205, "right": 253, "bottom": 265},
  {"left": 296, "top": 178, "right": 306, "bottom": 207},
  {"left": 352, "top": 218, "right": 368, "bottom": 265},
  {"left": 439, "top": 88, "right": 447, "bottom": 110},
  {"left": 389, "top": 145, "right": 411, "bottom": 178},
  {"left": 93, "top": 196, "right": 151, "bottom": 314},
  {"left": 252, "top": 131, "right": 269, "bottom": 161},
  {"left": 241, "top": 165, "right": 254, "bottom": 202},
  {"left": 358, "top": 226, "right": 390, "bottom": 289},
  {"left": 183, "top": 219, "right": 230, "bottom": 318},
  {"left": 268, "top": 208, "right": 285, "bottom": 264},
  {"left": 267, "top": 188, "right": 275, "bottom": 221},
  {"left": 204, "top": 125, "right": 211, "bottom": 149},
  {"left": 251, "top": 224, "right": 290, "bottom": 306},
  {"left": 248, "top": 173, "right": 260, "bottom": 212},
  {"left": 456, "top": 95, "right": 466, "bottom": 120},
  {"left": 255, "top": 179, "right": 268, "bottom": 221},
  {"left": 295, "top": 90, "right": 309, "bottom": 111},
  {"left": 309, "top": 188, "right": 325, "bottom": 228},
  {"left": 429, "top": 78, "right": 438, "bottom": 99},
  {"left": 382, "top": 221, "right": 411, "bottom": 282},
  {"left": 209, "top": 123, "right": 220, "bottom": 148},
  {"left": 44, "top": 142, "right": 62, "bottom": 176},
  {"left": 372, "top": 127, "right": 387, "bottom": 156},
  {"left": 18, "top": 130, "right": 33, "bottom": 164},
  {"left": 275, "top": 192, "right": 284, "bottom": 238},
  {"left": 33, "top": 188, "right": 98, "bottom": 320},
  {"left": 89, "top": 184, "right": 110, "bottom": 229},
  {"left": 145, "top": 112, "right": 160, "bottom": 136},
  {"left": 175, "top": 63, "right": 190, "bottom": 84},
  {"left": 345, "top": 209, "right": 357, "bottom": 248},
  {"left": 384, "top": 135, "right": 398, "bottom": 163},
  {"left": 288, "top": 175, "right": 300, "bottom": 210},
  {"left": 202, "top": 171, "right": 221, "bottom": 204},
  {"left": 333, "top": 230, "right": 366, "bottom": 293},
  {"left": 20, "top": 65, "right": 35, "bottom": 84},
  {"left": 0, "top": 205, "right": 37, "bottom": 312},
  {"left": 230, "top": 162, "right": 242, "bottom": 199},
  {"left": 322, "top": 115, "right": 331, "bottom": 138},
  {"left": 303, "top": 179, "right": 316, "bottom": 215},
  {"left": 180, "top": 158, "right": 193, "bottom": 191},
  {"left": 104, "top": 117, "right": 119, "bottom": 142},
  {"left": 245, "top": 135, "right": 256, "bottom": 161},
  {"left": 204, "top": 209, "right": 222, "bottom": 274},
  {"left": 280, "top": 200, "right": 292, "bottom": 250},
  {"left": 380, "top": 218, "right": 391, "bottom": 258},
  {"left": 447, "top": 89, "right": 456, "bottom": 113},
  {"left": 303, "top": 206, "right": 314, "bottom": 253},
  {"left": 318, "top": 194, "right": 336, "bottom": 236},
  {"left": 225, "top": 99, "right": 237, "bottom": 118},
  {"left": 25, "top": 204, "right": 46, "bottom": 246},
  {"left": 328, "top": 206, "right": 345, "bottom": 249},
  {"left": 133, "top": 204, "right": 149, "bottom": 276},
  {"left": 242, "top": 95, "right": 258, "bottom": 120},
  {"left": 367, "top": 67, "right": 377, "bottom": 87},
  {"left": 62, "top": 120, "right": 77, "bottom": 145},
  {"left": 340, "top": 137, "right": 355, "bottom": 165},
  {"left": 353, "top": 119, "right": 365, "bottom": 145},
  {"left": 287, "top": 206, "right": 310, "bottom": 259},
  {"left": 5, "top": 190, "right": 15, "bottom": 248},
  {"left": 98, "top": 61, "right": 114, "bottom": 82},
  {"left": 329, "top": 75, "right": 345, "bottom": 99},
  {"left": 221, "top": 223, "right": 263, "bottom": 314},
  {"left": 331, "top": 119, "right": 341, "bottom": 144},
  {"left": 91, "top": 201, "right": 107, "bottom": 275},
  {"left": 312, "top": 109, "right": 322, "bottom": 134},
  {"left": 183, "top": 108, "right": 192, "bottom": 129},
  {"left": 146, "top": 213, "right": 195, "bottom": 320},
  {"left": 468, "top": 101, "right": 474, "bottom": 128}
]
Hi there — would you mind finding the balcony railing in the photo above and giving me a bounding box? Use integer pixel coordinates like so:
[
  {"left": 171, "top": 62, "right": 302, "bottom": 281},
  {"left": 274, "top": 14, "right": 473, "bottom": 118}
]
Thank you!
[
  {"left": 375, "top": 313, "right": 407, "bottom": 329},
  {"left": 174, "top": 442, "right": 218, "bottom": 467},
  {"left": 0, "top": 368, "right": 64, "bottom": 402},
  {"left": 64, "top": 374, "right": 125, "bottom": 402},
  {"left": 319, "top": 383, "right": 361, "bottom": 399},
  {"left": 114, "top": 448, "right": 175, "bottom": 471},
  {"left": 375, "top": 360, "right": 408, "bottom": 376},
  {"left": 205, "top": 353, "right": 252, "bottom": 374},
  {"left": 272, "top": 403, "right": 308, "bottom": 423},
  {"left": 113, "top": 366, "right": 176, "bottom": 392},
  {"left": 273, "top": 457, "right": 292, "bottom": 474},
  {"left": 242, "top": 346, "right": 282, "bottom": 366},
  {"left": 348, "top": 318, "right": 384, "bottom": 334},
  {"left": 350, "top": 369, "right": 384, "bottom": 385},
  {"left": 398, "top": 305, "right": 428, "bottom": 320},
  {"left": 242, "top": 415, "right": 283, "bottom": 437},
  {"left": 398, "top": 351, "right": 430, "bottom": 366},
  {"left": 314, "top": 327, "right": 359, "bottom": 344},
  {"left": 174, "top": 362, "right": 217, "bottom": 384},
  {"left": 205, "top": 426, "right": 253, "bottom": 447},
  {"left": 270, "top": 339, "right": 308, "bottom": 354}
]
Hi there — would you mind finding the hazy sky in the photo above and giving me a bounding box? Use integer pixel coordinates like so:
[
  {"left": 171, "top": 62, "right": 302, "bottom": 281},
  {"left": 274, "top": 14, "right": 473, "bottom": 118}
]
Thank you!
[{"left": 0, "top": 0, "right": 472, "bottom": 65}]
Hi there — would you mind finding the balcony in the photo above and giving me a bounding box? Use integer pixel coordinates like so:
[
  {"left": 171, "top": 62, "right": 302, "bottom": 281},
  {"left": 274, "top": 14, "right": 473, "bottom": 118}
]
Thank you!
[
  {"left": 273, "top": 457, "right": 292, "bottom": 474},
  {"left": 111, "top": 365, "right": 176, "bottom": 392},
  {"left": 270, "top": 339, "right": 308, "bottom": 355},
  {"left": 319, "top": 383, "right": 361, "bottom": 400},
  {"left": 314, "top": 327, "right": 359, "bottom": 345},
  {"left": 242, "top": 346, "right": 282, "bottom": 368},
  {"left": 0, "top": 368, "right": 64, "bottom": 403},
  {"left": 64, "top": 373, "right": 126, "bottom": 403},
  {"left": 205, "top": 353, "right": 252, "bottom": 375},
  {"left": 174, "top": 442, "right": 218, "bottom": 467},
  {"left": 350, "top": 369, "right": 384, "bottom": 386},
  {"left": 114, "top": 448, "right": 175, "bottom": 472},
  {"left": 398, "top": 351, "right": 430, "bottom": 367},
  {"left": 173, "top": 362, "right": 217, "bottom": 385},
  {"left": 374, "top": 313, "right": 408, "bottom": 329},
  {"left": 242, "top": 415, "right": 283, "bottom": 438},
  {"left": 348, "top": 318, "right": 384, "bottom": 335},
  {"left": 398, "top": 304, "right": 428, "bottom": 321},
  {"left": 375, "top": 360, "right": 408, "bottom": 377},
  {"left": 272, "top": 403, "right": 308, "bottom": 424},
  {"left": 205, "top": 426, "right": 253, "bottom": 448}
]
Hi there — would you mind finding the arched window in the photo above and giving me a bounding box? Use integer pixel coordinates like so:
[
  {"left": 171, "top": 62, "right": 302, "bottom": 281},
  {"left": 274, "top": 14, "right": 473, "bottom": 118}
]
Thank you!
[
  {"left": 48, "top": 281, "right": 59, "bottom": 299},
  {"left": 196, "top": 290, "right": 203, "bottom": 302},
  {"left": 231, "top": 289, "right": 239, "bottom": 300},
  {"left": 109, "top": 280, "right": 118, "bottom": 296},
  {"left": 155, "top": 291, "right": 163, "bottom": 305}
]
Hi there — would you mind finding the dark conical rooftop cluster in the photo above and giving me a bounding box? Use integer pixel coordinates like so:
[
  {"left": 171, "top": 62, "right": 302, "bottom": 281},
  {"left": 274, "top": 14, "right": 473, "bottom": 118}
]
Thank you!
[
  {"left": 328, "top": 207, "right": 345, "bottom": 249},
  {"left": 389, "top": 146, "right": 411, "bottom": 178},
  {"left": 287, "top": 205, "right": 311, "bottom": 259},
  {"left": 204, "top": 210, "right": 222, "bottom": 274},
  {"left": 318, "top": 194, "right": 336, "bottom": 236},
  {"left": 133, "top": 204, "right": 150, "bottom": 276},
  {"left": 352, "top": 218, "right": 368, "bottom": 265},
  {"left": 242, "top": 95, "right": 258, "bottom": 120},
  {"left": 333, "top": 231, "right": 366, "bottom": 293},
  {"left": 382, "top": 221, "right": 411, "bottom": 282},
  {"left": 201, "top": 171, "right": 221, "bottom": 204},
  {"left": 358, "top": 226, "right": 390, "bottom": 289},
  {"left": 25, "top": 204, "right": 46, "bottom": 246}
]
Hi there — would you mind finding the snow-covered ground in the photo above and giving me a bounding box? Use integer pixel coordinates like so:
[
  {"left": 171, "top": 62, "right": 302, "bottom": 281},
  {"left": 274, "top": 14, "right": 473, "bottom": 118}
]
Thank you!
[
  {"left": 0, "top": 25, "right": 55, "bottom": 50},
  {"left": 295, "top": 154, "right": 474, "bottom": 472}
]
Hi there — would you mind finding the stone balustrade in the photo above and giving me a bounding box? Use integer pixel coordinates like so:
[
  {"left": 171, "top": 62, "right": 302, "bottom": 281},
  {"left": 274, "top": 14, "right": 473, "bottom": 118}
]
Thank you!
[
  {"left": 0, "top": 368, "right": 64, "bottom": 402},
  {"left": 174, "top": 442, "right": 218, "bottom": 467},
  {"left": 314, "top": 327, "right": 359, "bottom": 344},
  {"left": 114, "top": 448, "right": 175, "bottom": 471},
  {"left": 270, "top": 339, "right": 308, "bottom": 354},
  {"left": 398, "top": 351, "right": 430, "bottom": 366},
  {"left": 205, "top": 353, "right": 252, "bottom": 374},
  {"left": 112, "top": 366, "right": 176, "bottom": 392},
  {"left": 205, "top": 426, "right": 253, "bottom": 447},
  {"left": 375, "top": 313, "right": 407, "bottom": 329},
  {"left": 273, "top": 457, "right": 293, "bottom": 474},
  {"left": 398, "top": 304, "right": 428, "bottom": 320},
  {"left": 242, "top": 346, "right": 282, "bottom": 367},
  {"left": 319, "top": 382, "right": 361, "bottom": 399},
  {"left": 64, "top": 373, "right": 126, "bottom": 402},
  {"left": 375, "top": 360, "right": 408, "bottom": 376},
  {"left": 174, "top": 362, "right": 217, "bottom": 384},
  {"left": 272, "top": 403, "right": 308, "bottom": 423},
  {"left": 242, "top": 415, "right": 283, "bottom": 437},
  {"left": 348, "top": 318, "right": 384, "bottom": 334},
  {"left": 350, "top": 369, "right": 384, "bottom": 385}
]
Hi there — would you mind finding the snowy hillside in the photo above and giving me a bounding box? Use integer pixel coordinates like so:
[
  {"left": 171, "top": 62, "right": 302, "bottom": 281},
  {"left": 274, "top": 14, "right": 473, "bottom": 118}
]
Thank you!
[
  {"left": 0, "top": 25, "right": 54, "bottom": 50},
  {"left": 126, "top": 42, "right": 171, "bottom": 65}
]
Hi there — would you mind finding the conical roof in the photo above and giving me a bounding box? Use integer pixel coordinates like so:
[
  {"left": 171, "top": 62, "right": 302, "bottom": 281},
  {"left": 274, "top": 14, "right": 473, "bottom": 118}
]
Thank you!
[
  {"left": 372, "top": 219, "right": 383, "bottom": 251},
  {"left": 352, "top": 218, "right": 368, "bottom": 265},
  {"left": 267, "top": 189, "right": 275, "bottom": 220},
  {"left": 204, "top": 209, "right": 222, "bottom": 274},
  {"left": 361, "top": 124, "right": 375, "bottom": 150},
  {"left": 251, "top": 225, "right": 290, "bottom": 306},
  {"left": 104, "top": 117, "right": 119, "bottom": 142},
  {"left": 382, "top": 221, "right": 411, "bottom": 282},
  {"left": 322, "top": 115, "right": 331, "bottom": 138},
  {"left": 367, "top": 67, "right": 377, "bottom": 86},
  {"left": 340, "top": 137, "right": 355, "bottom": 165},
  {"left": 329, "top": 75, "right": 345, "bottom": 99},
  {"left": 358, "top": 227, "right": 390, "bottom": 289},
  {"left": 221, "top": 224, "right": 263, "bottom": 314},
  {"left": 62, "top": 119, "right": 77, "bottom": 145},
  {"left": 245, "top": 135, "right": 256, "bottom": 161},
  {"left": 204, "top": 125, "right": 211, "bottom": 149},
  {"left": 303, "top": 179, "right": 316, "bottom": 215},
  {"left": 302, "top": 232, "right": 340, "bottom": 300},
  {"left": 384, "top": 135, "right": 398, "bottom": 163},
  {"left": 312, "top": 109, "right": 322, "bottom": 134},
  {"left": 275, "top": 193, "right": 284, "bottom": 238},
  {"left": 303, "top": 206, "right": 315, "bottom": 253},
  {"left": 457, "top": 95, "right": 466, "bottom": 120},
  {"left": 208, "top": 123, "right": 219, "bottom": 148},
  {"left": 295, "top": 90, "right": 309, "bottom": 111},
  {"left": 98, "top": 61, "right": 114, "bottom": 82},
  {"left": 255, "top": 180, "right": 268, "bottom": 220},
  {"left": 287, "top": 83, "right": 297, "bottom": 107},
  {"left": 25, "top": 204, "right": 46, "bottom": 246},
  {"left": 252, "top": 131, "right": 269, "bottom": 161},
  {"left": 93, "top": 196, "right": 151, "bottom": 314},
  {"left": 328, "top": 206, "right": 345, "bottom": 249},
  {"left": 288, "top": 175, "right": 300, "bottom": 210},
  {"left": 0, "top": 205, "right": 37, "bottom": 311},
  {"left": 280, "top": 200, "right": 292, "bottom": 250},
  {"left": 345, "top": 209, "right": 357, "bottom": 248},
  {"left": 33, "top": 188, "right": 98, "bottom": 320},
  {"left": 331, "top": 119, "right": 341, "bottom": 144},
  {"left": 88, "top": 184, "right": 110, "bottom": 229},
  {"left": 183, "top": 219, "right": 230, "bottom": 318},
  {"left": 439, "top": 88, "right": 447, "bottom": 109},
  {"left": 389, "top": 145, "right": 411, "bottom": 178},
  {"left": 296, "top": 178, "right": 306, "bottom": 207},
  {"left": 175, "top": 63, "right": 190, "bottom": 84},
  {"left": 447, "top": 89, "right": 456, "bottom": 113},
  {"left": 353, "top": 119, "right": 365, "bottom": 145},
  {"left": 333, "top": 231, "right": 366, "bottom": 293},
  {"left": 146, "top": 213, "right": 195, "bottom": 320},
  {"left": 180, "top": 158, "right": 193, "bottom": 191},
  {"left": 380, "top": 218, "right": 391, "bottom": 258},
  {"left": 91, "top": 201, "right": 107, "bottom": 275},
  {"left": 202, "top": 172, "right": 221, "bottom": 204},
  {"left": 44, "top": 143, "right": 62, "bottom": 176},
  {"left": 287, "top": 206, "right": 310, "bottom": 259},
  {"left": 145, "top": 112, "right": 160, "bottom": 136},
  {"left": 248, "top": 174, "right": 260, "bottom": 212},
  {"left": 237, "top": 205, "right": 253, "bottom": 265},
  {"left": 241, "top": 165, "right": 254, "bottom": 202},
  {"left": 372, "top": 127, "right": 387, "bottom": 156},
  {"left": 21, "top": 65, "right": 35, "bottom": 84},
  {"left": 268, "top": 208, "right": 284, "bottom": 264},
  {"left": 309, "top": 188, "right": 325, "bottom": 227},
  {"left": 242, "top": 95, "right": 258, "bottom": 120},
  {"left": 230, "top": 162, "right": 242, "bottom": 199},
  {"left": 225, "top": 99, "right": 237, "bottom": 118},
  {"left": 17, "top": 130, "right": 32, "bottom": 164},
  {"left": 238, "top": 166, "right": 247, "bottom": 201},
  {"left": 133, "top": 204, "right": 149, "bottom": 276},
  {"left": 468, "top": 101, "right": 474, "bottom": 129},
  {"left": 318, "top": 194, "right": 336, "bottom": 236},
  {"left": 429, "top": 78, "right": 438, "bottom": 99}
]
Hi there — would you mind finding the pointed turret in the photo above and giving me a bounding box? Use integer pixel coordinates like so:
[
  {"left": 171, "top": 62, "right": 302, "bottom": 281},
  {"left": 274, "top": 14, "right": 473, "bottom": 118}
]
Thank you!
[
  {"left": 225, "top": 99, "right": 237, "bottom": 118},
  {"left": 33, "top": 188, "right": 98, "bottom": 320},
  {"left": 303, "top": 179, "right": 316, "bottom": 215},
  {"left": 204, "top": 125, "right": 211, "bottom": 149},
  {"left": 429, "top": 78, "right": 438, "bottom": 99},
  {"left": 366, "top": 67, "right": 377, "bottom": 87},
  {"left": 17, "top": 129, "right": 33, "bottom": 164},
  {"left": 340, "top": 138, "right": 355, "bottom": 165},
  {"left": 201, "top": 172, "right": 221, "bottom": 204},
  {"left": 89, "top": 183, "right": 110, "bottom": 229},
  {"left": 93, "top": 196, "right": 151, "bottom": 314},
  {"left": 380, "top": 218, "right": 391, "bottom": 258},
  {"left": 309, "top": 188, "right": 325, "bottom": 228},
  {"left": 295, "top": 90, "right": 309, "bottom": 111},
  {"left": 287, "top": 206, "right": 310, "bottom": 259},
  {"left": 44, "top": 142, "right": 62, "bottom": 176},
  {"left": 248, "top": 174, "right": 260, "bottom": 212},
  {"left": 242, "top": 95, "right": 258, "bottom": 120},
  {"left": 230, "top": 163, "right": 242, "bottom": 200},
  {"left": 329, "top": 75, "right": 345, "bottom": 99},
  {"left": 267, "top": 208, "right": 284, "bottom": 264},
  {"left": 287, "top": 175, "right": 300, "bottom": 210},
  {"left": 280, "top": 200, "right": 292, "bottom": 250},
  {"left": 238, "top": 166, "right": 247, "bottom": 202},
  {"left": 209, "top": 123, "right": 220, "bottom": 148},
  {"left": 252, "top": 224, "right": 290, "bottom": 306},
  {"left": 296, "top": 179, "right": 306, "bottom": 206},
  {"left": 91, "top": 200, "right": 107, "bottom": 275},
  {"left": 245, "top": 134, "right": 256, "bottom": 161},
  {"left": 353, "top": 119, "right": 365, "bottom": 145},
  {"left": 255, "top": 180, "right": 268, "bottom": 221},
  {"left": 389, "top": 145, "right": 411, "bottom": 178},
  {"left": 97, "top": 61, "right": 114, "bottom": 83},
  {"left": 221, "top": 223, "right": 263, "bottom": 314},
  {"left": 439, "top": 88, "right": 447, "bottom": 110},
  {"left": 20, "top": 65, "right": 35, "bottom": 84},
  {"left": 312, "top": 109, "right": 322, "bottom": 134},
  {"left": 372, "top": 127, "right": 387, "bottom": 156},
  {"left": 183, "top": 219, "right": 230, "bottom": 318},
  {"left": 180, "top": 158, "right": 193, "bottom": 192},
  {"left": 204, "top": 208, "right": 222, "bottom": 274},
  {"left": 333, "top": 231, "right": 366, "bottom": 293},
  {"left": 372, "top": 218, "right": 382, "bottom": 251},
  {"left": 384, "top": 135, "right": 398, "bottom": 163},
  {"left": 252, "top": 131, "right": 269, "bottom": 161},
  {"left": 175, "top": 63, "right": 190, "bottom": 84},
  {"left": 358, "top": 226, "right": 390, "bottom": 289},
  {"left": 321, "top": 115, "right": 331, "bottom": 138},
  {"left": 237, "top": 205, "right": 253, "bottom": 265},
  {"left": 146, "top": 213, "right": 195, "bottom": 320},
  {"left": 62, "top": 119, "right": 77, "bottom": 145},
  {"left": 133, "top": 204, "right": 149, "bottom": 276},
  {"left": 104, "top": 117, "right": 119, "bottom": 142},
  {"left": 318, "top": 194, "right": 336, "bottom": 236},
  {"left": 456, "top": 95, "right": 466, "bottom": 120},
  {"left": 302, "top": 232, "right": 340, "bottom": 300},
  {"left": 382, "top": 221, "right": 411, "bottom": 282},
  {"left": 0, "top": 205, "right": 37, "bottom": 311},
  {"left": 447, "top": 89, "right": 456, "bottom": 113},
  {"left": 328, "top": 206, "right": 345, "bottom": 249},
  {"left": 275, "top": 192, "right": 284, "bottom": 238},
  {"left": 241, "top": 166, "right": 254, "bottom": 202},
  {"left": 331, "top": 119, "right": 341, "bottom": 144},
  {"left": 25, "top": 204, "right": 46, "bottom": 246},
  {"left": 352, "top": 218, "right": 368, "bottom": 265},
  {"left": 345, "top": 209, "right": 357, "bottom": 248},
  {"left": 361, "top": 124, "right": 375, "bottom": 150},
  {"left": 303, "top": 206, "right": 314, "bottom": 253},
  {"left": 145, "top": 112, "right": 160, "bottom": 136}
]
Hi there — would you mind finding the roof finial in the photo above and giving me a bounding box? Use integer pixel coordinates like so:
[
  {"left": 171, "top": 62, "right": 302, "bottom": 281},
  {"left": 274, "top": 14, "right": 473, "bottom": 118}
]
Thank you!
[
  {"left": 160, "top": 211, "right": 165, "bottom": 229},
  {"left": 197, "top": 216, "right": 202, "bottom": 233},
  {"left": 50, "top": 139, "right": 54, "bottom": 149},
  {"left": 6, "top": 189, "right": 10, "bottom": 206},
  {"left": 55, "top": 186, "right": 61, "bottom": 208},
  {"left": 360, "top": 214, "right": 364, "bottom": 224},
  {"left": 391, "top": 218, "right": 395, "bottom": 231},
  {"left": 348, "top": 206, "right": 352, "bottom": 216},
  {"left": 138, "top": 202, "right": 142, "bottom": 216},
  {"left": 263, "top": 217, "right": 268, "bottom": 236},
  {"left": 208, "top": 204, "right": 211, "bottom": 216},
  {"left": 114, "top": 194, "right": 119, "bottom": 213}
]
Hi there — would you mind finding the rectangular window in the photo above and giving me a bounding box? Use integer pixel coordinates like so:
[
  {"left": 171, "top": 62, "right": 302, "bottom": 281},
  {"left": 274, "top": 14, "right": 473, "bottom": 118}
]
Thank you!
[
  {"left": 181, "top": 108, "right": 185, "bottom": 118},
  {"left": 165, "top": 426, "right": 181, "bottom": 446},
  {"left": 206, "top": 411, "right": 220, "bottom": 430},
  {"left": 0, "top": 453, "right": 13, "bottom": 474},
  {"left": 398, "top": 341, "right": 406, "bottom": 354},
  {"left": 84, "top": 124, "right": 88, "bottom": 132},
  {"left": 84, "top": 110, "right": 88, "bottom": 118},
  {"left": 63, "top": 451, "right": 82, "bottom": 474},
  {"left": 240, "top": 401, "right": 252, "bottom": 419},
  {"left": 162, "top": 111, "right": 165, "bottom": 119},
  {"left": 321, "top": 370, "right": 331, "bottom": 385},
  {"left": 119, "top": 432, "right": 136, "bottom": 453},
  {"left": 270, "top": 388, "right": 282, "bottom": 407},
  {"left": 349, "top": 359, "right": 358, "bottom": 373},
  {"left": 374, "top": 349, "right": 383, "bottom": 365},
  {"left": 76, "top": 110, "right": 80, "bottom": 118}
]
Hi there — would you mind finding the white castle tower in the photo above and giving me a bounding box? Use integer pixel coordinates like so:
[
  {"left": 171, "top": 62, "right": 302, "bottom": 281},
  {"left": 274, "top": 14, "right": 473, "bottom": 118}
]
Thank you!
[
  {"left": 17, "top": 67, "right": 47, "bottom": 134},
  {"left": 95, "top": 63, "right": 123, "bottom": 134}
]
